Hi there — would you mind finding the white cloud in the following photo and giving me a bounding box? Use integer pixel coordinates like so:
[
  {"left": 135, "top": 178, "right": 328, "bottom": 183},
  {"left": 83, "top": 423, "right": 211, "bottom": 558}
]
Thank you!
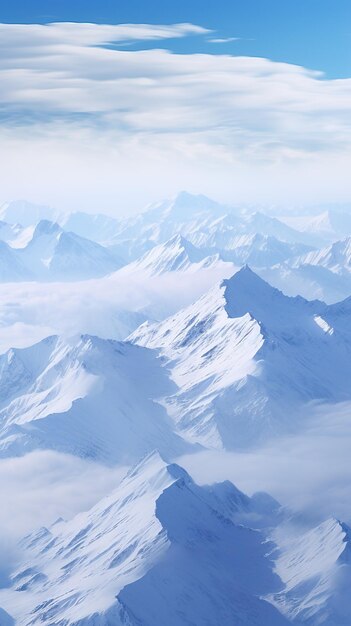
[
  {"left": 208, "top": 37, "right": 239, "bottom": 43},
  {"left": 0, "top": 21, "right": 351, "bottom": 211},
  {"left": 179, "top": 402, "right": 351, "bottom": 525},
  {"left": 0, "top": 266, "right": 233, "bottom": 352}
]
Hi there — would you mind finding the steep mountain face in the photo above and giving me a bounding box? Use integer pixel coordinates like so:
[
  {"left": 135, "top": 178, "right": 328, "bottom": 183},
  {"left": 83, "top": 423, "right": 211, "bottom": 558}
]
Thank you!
[
  {"left": 261, "top": 237, "right": 351, "bottom": 303},
  {"left": 0, "top": 220, "right": 23, "bottom": 244},
  {"left": 0, "top": 452, "right": 289, "bottom": 626},
  {"left": 130, "top": 267, "right": 351, "bottom": 449},
  {"left": 0, "top": 220, "right": 122, "bottom": 281},
  {"left": 293, "top": 237, "right": 351, "bottom": 275},
  {"left": 271, "top": 518, "right": 351, "bottom": 625},
  {"left": 0, "top": 335, "right": 190, "bottom": 463},
  {"left": 124, "top": 233, "right": 312, "bottom": 277},
  {"left": 280, "top": 209, "right": 351, "bottom": 244},
  {"left": 1, "top": 452, "right": 350, "bottom": 626},
  {"left": 0, "top": 240, "right": 33, "bottom": 281},
  {"left": 257, "top": 263, "right": 351, "bottom": 304},
  {"left": 124, "top": 234, "right": 233, "bottom": 275},
  {"left": 219, "top": 233, "right": 313, "bottom": 267}
]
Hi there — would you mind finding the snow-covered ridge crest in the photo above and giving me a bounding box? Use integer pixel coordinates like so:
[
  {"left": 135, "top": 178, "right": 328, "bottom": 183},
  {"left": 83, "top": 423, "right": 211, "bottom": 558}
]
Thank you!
[
  {"left": 0, "top": 451, "right": 289, "bottom": 626},
  {"left": 130, "top": 266, "right": 351, "bottom": 449},
  {"left": 2, "top": 450, "right": 351, "bottom": 625},
  {"left": 270, "top": 517, "right": 351, "bottom": 624},
  {"left": 0, "top": 218, "right": 123, "bottom": 281},
  {"left": 0, "top": 334, "right": 191, "bottom": 463}
]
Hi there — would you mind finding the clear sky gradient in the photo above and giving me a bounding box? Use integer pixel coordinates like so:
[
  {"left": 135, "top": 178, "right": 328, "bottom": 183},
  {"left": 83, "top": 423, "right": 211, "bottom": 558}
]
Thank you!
[{"left": 0, "top": 0, "right": 349, "bottom": 78}]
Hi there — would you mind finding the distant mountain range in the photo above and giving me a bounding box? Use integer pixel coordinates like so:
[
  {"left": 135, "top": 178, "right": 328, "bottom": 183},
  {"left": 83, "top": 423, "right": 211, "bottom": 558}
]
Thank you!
[
  {"left": 1, "top": 193, "right": 351, "bottom": 304},
  {"left": 1, "top": 192, "right": 351, "bottom": 624},
  {"left": 0, "top": 218, "right": 122, "bottom": 281}
]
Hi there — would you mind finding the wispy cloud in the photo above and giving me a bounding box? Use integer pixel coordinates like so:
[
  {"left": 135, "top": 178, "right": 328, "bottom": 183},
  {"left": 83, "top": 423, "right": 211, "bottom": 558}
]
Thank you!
[
  {"left": 208, "top": 36, "right": 239, "bottom": 43},
  {"left": 179, "top": 402, "right": 351, "bottom": 525}
]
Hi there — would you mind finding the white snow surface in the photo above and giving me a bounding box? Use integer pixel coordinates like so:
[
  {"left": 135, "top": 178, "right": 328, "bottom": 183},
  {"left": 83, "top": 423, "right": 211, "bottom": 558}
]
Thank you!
[
  {"left": 0, "top": 452, "right": 291, "bottom": 625},
  {"left": 0, "top": 193, "right": 351, "bottom": 625},
  {"left": 1, "top": 452, "right": 351, "bottom": 626},
  {"left": 0, "top": 335, "right": 191, "bottom": 463},
  {"left": 0, "top": 219, "right": 122, "bottom": 281},
  {"left": 130, "top": 267, "right": 351, "bottom": 448}
]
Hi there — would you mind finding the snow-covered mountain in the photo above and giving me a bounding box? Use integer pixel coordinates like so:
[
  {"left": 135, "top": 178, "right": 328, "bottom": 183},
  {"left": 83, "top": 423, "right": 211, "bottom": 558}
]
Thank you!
[
  {"left": 0, "top": 199, "right": 63, "bottom": 226},
  {"left": 0, "top": 219, "right": 23, "bottom": 244},
  {"left": 293, "top": 237, "right": 351, "bottom": 275},
  {"left": 271, "top": 518, "right": 351, "bottom": 625},
  {"left": 0, "top": 240, "right": 33, "bottom": 281},
  {"left": 0, "top": 200, "right": 124, "bottom": 245},
  {"left": 121, "top": 231, "right": 313, "bottom": 278},
  {"left": 280, "top": 209, "right": 351, "bottom": 244},
  {"left": 0, "top": 452, "right": 289, "bottom": 626},
  {"left": 258, "top": 236, "right": 351, "bottom": 303},
  {"left": 124, "top": 234, "right": 234, "bottom": 275},
  {"left": 130, "top": 267, "right": 351, "bottom": 448},
  {"left": 0, "top": 335, "right": 190, "bottom": 462},
  {"left": 3, "top": 268, "right": 350, "bottom": 460},
  {"left": 2, "top": 451, "right": 351, "bottom": 626},
  {"left": 0, "top": 194, "right": 319, "bottom": 273},
  {"left": 107, "top": 192, "right": 314, "bottom": 258},
  {"left": 258, "top": 262, "right": 351, "bottom": 304},
  {"left": 1, "top": 192, "right": 351, "bottom": 625},
  {"left": 219, "top": 233, "right": 313, "bottom": 267},
  {"left": 0, "top": 220, "right": 122, "bottom": 281}
]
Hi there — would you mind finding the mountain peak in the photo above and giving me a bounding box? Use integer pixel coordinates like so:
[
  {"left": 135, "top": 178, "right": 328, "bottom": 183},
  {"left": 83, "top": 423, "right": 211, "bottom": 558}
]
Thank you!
[
  {"left": 161, "top": 191, "right": 227, "bottom": 219},
  {"left": 221, "top": 266, "right": 323, "bottom": 325},
  {"left": 125, "top": 450, "right": 191, "bottom": 487},
  {"left": 32, "top": 219, "right": 62, "bottom": 238}
]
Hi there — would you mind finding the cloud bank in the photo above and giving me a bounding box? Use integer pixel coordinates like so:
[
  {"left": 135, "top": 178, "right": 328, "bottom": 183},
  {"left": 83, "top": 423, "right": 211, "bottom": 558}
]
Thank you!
[{"left": 0, "top": 21, "right": 351, "bottom": 211}]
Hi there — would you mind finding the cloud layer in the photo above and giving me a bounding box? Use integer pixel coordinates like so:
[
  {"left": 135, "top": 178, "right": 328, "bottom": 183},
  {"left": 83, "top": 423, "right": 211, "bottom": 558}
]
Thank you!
[
  {"left": 0, "top": 21, "right": 351, "bottom": 211},
  {"left": 179, "top": 401, "right": 351, "bottom": 525}
]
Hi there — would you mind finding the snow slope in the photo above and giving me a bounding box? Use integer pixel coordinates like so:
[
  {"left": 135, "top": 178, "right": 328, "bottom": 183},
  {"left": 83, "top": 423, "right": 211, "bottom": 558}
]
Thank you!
[
  {"left": 0, "top": 200, "right": 62, "bottom": 226},
  {"left": 271, "top": 518, "right": 351, "bottom": 625},
  {"left": 280, "top": 209, "right": 351, "bottom": 244},
  {"left": 124, "top": 233, "right": 311, "bottom": 276},
  {"left": 259, "top": 237, "right": 351, "bottom": 303},
  {"left": 0, "top": 220, "right": 23, "bottom": 244},
  {"left": 0, "top": 193, "right": 316, "bottom": 269},
  {"left": 293, "top": 237, "right": 351, "bottom": 275},
  {"left": 0, "top": 240, "right": 34, "bottom": 281},
  {"left": 2, "top": 452, "right": 350, "bottom": 625},
  {"left": 258, "top": 262, "right": 351, "bottom": 304},
  {"left": 106, "top": 192, "right": 314, "bottom": 259},
  {"left": 0, "top": 452, "right": 289, "bottom": 626},
  {"left": 130, "top": 267, "right": 351, "bottom": 449},
  {"left": 123, "top": 234, "right": 234, "bottom": 275},
  {"left": 0, "top": 335, "right": 190, "bottom": 462},
  {"left": 0, "top": 220, "right": 122, "bottom": 281}
]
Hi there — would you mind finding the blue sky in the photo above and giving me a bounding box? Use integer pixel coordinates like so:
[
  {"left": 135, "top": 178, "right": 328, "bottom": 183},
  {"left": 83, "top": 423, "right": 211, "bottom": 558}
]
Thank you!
[
  {"left": 0, "top": 2, "right": 350, "bottom": 213},
  {"left": 0, "top": 0, "right": 350, "bottom": 78}
]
